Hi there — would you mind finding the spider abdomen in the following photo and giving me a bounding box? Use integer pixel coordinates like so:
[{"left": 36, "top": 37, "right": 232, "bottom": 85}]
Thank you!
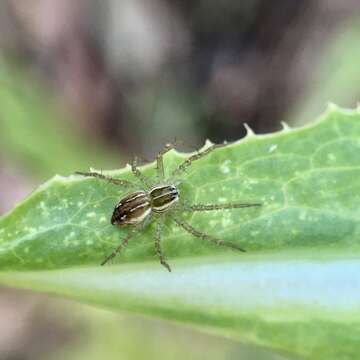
[
  {"left": 150, "top": 184, "right": 179, "bottom": 213},
  {"left": 111, "top": 191, "right": 151, "bottom": 225}
]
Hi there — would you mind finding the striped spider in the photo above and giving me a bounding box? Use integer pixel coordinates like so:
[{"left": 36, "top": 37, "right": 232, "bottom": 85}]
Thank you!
[{"left": 76, "top": 143, "right": 260, "bottom": 272}]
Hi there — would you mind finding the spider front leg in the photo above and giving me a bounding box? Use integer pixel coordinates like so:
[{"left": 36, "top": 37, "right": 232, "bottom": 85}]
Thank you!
[
  {"left": 172, "top": 216, "right": 246, "bottom": 252},
  {"left": 75, "top": 171, "right": 135, "bottom": 187},
  {"left": 131, "top": 157, "right": 151, "bottom": 187},
  {"left": 172, "top": 143, "right": 225, "bottom": 176},
  {"left": 155, "top": 217, "right": 171, "bottom": 272},
  {"left": 101, "top": 226, "right": 138, "bottom": 265},
  {"left": 156, "top": 143, "right": 174, "bottom": 180}
]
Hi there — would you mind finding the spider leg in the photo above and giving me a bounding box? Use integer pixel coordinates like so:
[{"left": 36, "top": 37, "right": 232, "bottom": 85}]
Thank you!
[
  {"left": 172, "top": 143, "right": 225, "bottom": 177},
  {"left": 101, "top": 227, "right": 138, "bottom": 265},
  {"left": 186, "top": 202, "right": 261, "bottom": 212},
  {"left": 131, "top": 157, "right": 151, "bottom": 187},
  {"left": 155, "top": 217, "right": 171, "bottom": 272},
  {"left": 156, "top": 143, "right": 174, "bottom": 180},
  {"left": 172, "top": 215, "right": 246, "bottom": 252},
  {"left": 75, "top": 171, "right": 135, "bottom": 187}
]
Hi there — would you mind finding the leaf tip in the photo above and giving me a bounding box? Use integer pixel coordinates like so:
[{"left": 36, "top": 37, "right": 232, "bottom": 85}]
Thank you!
[
  {"left": 37, "top": 174, "right": 71, "bottom": 192},
  {"left": 204, "top": 139, "right": 214, "bottom": 147},
  {"left": 198, "top": 139, "right": 215, "bottom": 152},
  {"left": 243, "top": 123, "right": 255, "bottom": 137},
  {"left": 280, "top": 121, "right": 292, "bottom": 132},
  {"left": 52, "top": 174, "right": 65, "bottom": 180},
  {"left": 326, "top": 102, "right": 339, "bottom": 113}
]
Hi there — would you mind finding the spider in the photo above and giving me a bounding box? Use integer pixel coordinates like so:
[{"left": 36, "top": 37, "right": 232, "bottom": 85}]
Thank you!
[{"left": 76, "top": 142, "right": 261, "bottom": 272}]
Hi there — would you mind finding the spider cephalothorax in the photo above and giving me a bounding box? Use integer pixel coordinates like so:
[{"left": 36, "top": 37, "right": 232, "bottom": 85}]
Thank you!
[{"left": 76, "top": 142, "right": 260, "bottom": 272}]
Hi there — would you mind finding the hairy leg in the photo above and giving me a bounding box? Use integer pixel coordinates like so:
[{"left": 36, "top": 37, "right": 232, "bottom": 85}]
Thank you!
[
  {"left": 172, "top": 216, "right": 245, "bottom": 252},
  {"left": 101, "top": 227, "right": 138, "bottom": 265},
  {"left": 131, "top": 157, "right": 151, "bottom": 187},
  {"left": 75, "top": 171, "right": 135, "bottom": 187},
  {"left": 186, "top": 202, "right": 261, "bottom": 212},
  {"left": 156, "top": 143, "right": 174, "bottom": 180},
  {"left": 172, "top": 143, "right": 225, "bottom": 177},
  {"left": 155, "top": 217, "right": 171, "bottom": 272}
]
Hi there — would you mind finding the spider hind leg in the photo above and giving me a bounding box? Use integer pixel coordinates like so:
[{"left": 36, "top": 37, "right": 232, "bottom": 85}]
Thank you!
[
  {"left": 101, "top": 227, "right": 138, "bottom": 265},
  {"left": 172, "top": 216, "right": 246, "bottom": 252},
  {"left": 155, "top": 218, "right": 171, "bottom": 272},
  {"left": 186, "top": 202, "right": 261, "bottom": 212}
]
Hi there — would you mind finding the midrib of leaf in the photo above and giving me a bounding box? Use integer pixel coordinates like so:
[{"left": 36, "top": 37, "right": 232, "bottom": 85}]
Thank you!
[{"left": 0, "top": 255, "right": 359, "bottom": 360}]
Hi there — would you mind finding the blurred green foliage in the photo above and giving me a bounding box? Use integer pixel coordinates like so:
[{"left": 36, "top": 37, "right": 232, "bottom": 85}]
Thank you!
[
  {"left": 290, "top": 18, "right": 360, "bottom": 125},
  {"left": 0, "top": 59, "right": 120, "bottom": 180},
  {"left": 49, "top": 303, "right": 286, "bottom": 360}
]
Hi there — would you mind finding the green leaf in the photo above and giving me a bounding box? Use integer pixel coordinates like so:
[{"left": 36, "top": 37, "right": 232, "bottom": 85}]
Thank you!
[{"left": 1, "top": 105, "right": 360, "bottom": 359}]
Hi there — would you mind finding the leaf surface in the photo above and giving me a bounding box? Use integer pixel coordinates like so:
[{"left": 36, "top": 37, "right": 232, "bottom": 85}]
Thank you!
[{"left": 1, "top": 105, "right": 360, "bottom": 359}]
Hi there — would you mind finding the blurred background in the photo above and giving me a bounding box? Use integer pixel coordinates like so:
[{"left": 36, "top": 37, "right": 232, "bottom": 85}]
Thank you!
[{"left": 1, "top": 1, "right": 360, "bottom": 359}]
